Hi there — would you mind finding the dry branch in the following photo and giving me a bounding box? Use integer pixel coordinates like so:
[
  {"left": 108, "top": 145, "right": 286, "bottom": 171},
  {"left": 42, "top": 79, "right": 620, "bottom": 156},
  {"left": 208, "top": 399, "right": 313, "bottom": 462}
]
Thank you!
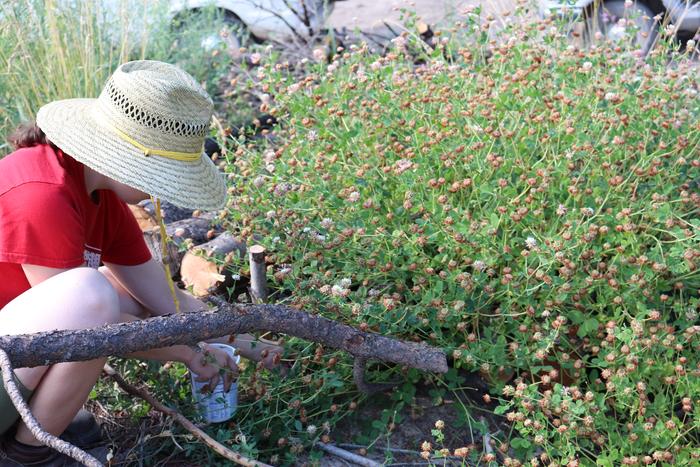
[
  {"left": 138, "top": 199, "right": 194, "bottom": 224},
  {"left": 314, "top": 442, "right": 381, "bottom": 467},
  {"left": 103, "top": 364, "right": 270, "bottom": 467},
  {"left": 0, "top": 303, "right": 448, "bottom": 374},
  {"left": 0, "top": 349, "right": 102, "bottom": 467}
]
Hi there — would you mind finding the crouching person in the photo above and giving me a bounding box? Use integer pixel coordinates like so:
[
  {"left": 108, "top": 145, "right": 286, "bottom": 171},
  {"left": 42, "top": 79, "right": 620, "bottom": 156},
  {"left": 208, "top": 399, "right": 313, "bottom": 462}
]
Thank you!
[{"left": 0, "top": 60, "right": 279, "bottom": 466}]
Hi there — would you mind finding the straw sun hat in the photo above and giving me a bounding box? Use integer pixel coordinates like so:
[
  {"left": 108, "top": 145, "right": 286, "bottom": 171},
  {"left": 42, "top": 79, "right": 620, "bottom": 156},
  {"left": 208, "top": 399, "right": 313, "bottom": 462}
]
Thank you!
[{"left": 36, "top": 60, "right": 226, "bottom": 210}]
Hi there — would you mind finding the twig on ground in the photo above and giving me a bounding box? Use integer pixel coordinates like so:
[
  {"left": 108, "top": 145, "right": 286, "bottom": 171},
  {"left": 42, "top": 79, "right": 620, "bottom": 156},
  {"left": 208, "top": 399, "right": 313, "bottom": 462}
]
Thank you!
[
  {"left": 0, "top": 348, "right": 102, "bottom": 467},
  {"left": 103, "top": 364, "right": 271, "bottom": 467},
  {"left": 315, "top": 442, "right": 382, "bottom": 467},
  {"left": 483, "top": 430, "right": 493, "bottom": 455},
  {"left": 336, "top": 444, "right": 476, "bottom": 465}
]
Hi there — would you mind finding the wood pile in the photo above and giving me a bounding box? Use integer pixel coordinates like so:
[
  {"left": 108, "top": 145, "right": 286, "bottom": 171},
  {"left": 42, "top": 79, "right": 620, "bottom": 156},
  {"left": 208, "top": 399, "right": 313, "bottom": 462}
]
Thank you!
[{"left": 128, "top": 200, "right": 248, "bottom": 298}]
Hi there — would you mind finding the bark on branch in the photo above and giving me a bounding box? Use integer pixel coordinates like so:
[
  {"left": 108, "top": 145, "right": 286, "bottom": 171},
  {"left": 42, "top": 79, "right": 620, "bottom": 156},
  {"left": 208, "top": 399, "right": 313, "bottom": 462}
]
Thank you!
[
  {"left": 0, "top": 303, "right": 448, "bottom": 374},
  {"left": 0, "top": 349, "right": 101, "bottom": 467}
]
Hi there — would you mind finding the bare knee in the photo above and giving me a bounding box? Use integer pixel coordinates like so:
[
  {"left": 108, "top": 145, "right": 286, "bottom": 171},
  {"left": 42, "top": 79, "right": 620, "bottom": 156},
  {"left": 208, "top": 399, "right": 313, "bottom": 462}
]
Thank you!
[{"left": 61, "top": 268, "right": 121, "bottom": 326}]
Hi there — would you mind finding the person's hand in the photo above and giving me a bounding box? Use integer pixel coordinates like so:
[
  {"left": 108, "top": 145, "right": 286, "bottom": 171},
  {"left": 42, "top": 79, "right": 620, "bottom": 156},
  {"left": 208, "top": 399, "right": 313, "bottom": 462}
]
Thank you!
[{"left": 187, "top": 343, "right": 239, "bottom": 394}]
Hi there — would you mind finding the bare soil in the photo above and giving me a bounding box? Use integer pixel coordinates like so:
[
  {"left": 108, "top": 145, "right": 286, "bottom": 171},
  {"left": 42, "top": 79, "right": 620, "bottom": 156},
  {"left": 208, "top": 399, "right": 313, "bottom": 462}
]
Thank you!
[{"left": 295, "top": 371, "right": 509, "bottom": 466}]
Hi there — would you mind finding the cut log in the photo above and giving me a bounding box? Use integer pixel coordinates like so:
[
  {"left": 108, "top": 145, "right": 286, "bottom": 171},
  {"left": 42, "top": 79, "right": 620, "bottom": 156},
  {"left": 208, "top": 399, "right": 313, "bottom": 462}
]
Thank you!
[
  {"left": 143, "top": 213, "right": 219, "bottom": 273},
  {"left": 249, "top": 245, "right": 268, "bottom": 303},
  {"left": 128, "top": 204, "right": 158, "bottom": 231},
  {"left": 138, "top": 199, "right": 195, "bottom": 224},
  {"left": 0, "top": 302, "right": 449, "bottom": 375},
  {"left": 180, "top": 232, "right": 247, "bottom": 296}
]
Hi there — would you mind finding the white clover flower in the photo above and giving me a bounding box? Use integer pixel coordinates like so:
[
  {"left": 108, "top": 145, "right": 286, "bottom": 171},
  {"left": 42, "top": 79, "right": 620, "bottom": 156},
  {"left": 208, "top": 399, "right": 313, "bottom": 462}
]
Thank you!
[
  {"left": 368, "top": 288, "right": 380, "bottom": 297},
  {"left": 370, "top": 60, "right": 382, "bottom": 71},
  {"left": 273, "top": 183, "right": 292, "bottom": 196},
  {"left": 253, "top": 176, "right": 265, "bottom": 188},
  {"left": 392, "top": 71, "right": 408, "bottom": 86},
  {"left": 312, "top": 233, "right": 326, "bottom": 242},
  {"left": 312, "top": 48, "right": 326, "bottom": 62},
  {"left": 320, "top": 218, "right": 334, "bottom": 229},
  {"left": 604, "top": 92, "right": 618, "bottom": 101},
  {"left": 395, "top": 158, "right": 413, "bottom": 174},
  {"left": 265, "top": 163, "right": 276, "bottom": 173},
  {"left": 391, "top": 36, "right": 407, "bottom": 48},
  {"left": 581, "top": 207, "right": 595, "bottom": 217},
  {"left": 556, "top": 204, "right": 568, "bottom": 216},
  {"left": 319, "top": 285, "right": 331, "bottom": 295},
  {"left": 347, "top": 191, "right": 360, "bottom": 202},
  {"left": 525, "top": 236, "right": 538, "bottom": 249},
  {"left": 331, "top": 284, "right": 345, "bottom": 296},
  {"left": 266, "top": 210, "right": 276, "bottom": 219},
  {"left": 287, "top": 82, "right": 302, "bottom": 94},
  {"left": 263, "top": 149, "right": 276, "bottom": 163},
  {"left": 472, "top": 260, "right": 486, "bottom": 272},
  {"left": 624, "top": 0, "right": 633, "bottom": 7},
  {"left": 581, "top": 61, "right": 593, "bottom": 72},
  {"left": 339, "top": 278, "right": 352, "bottom": 288},
  {"left": 272, "top": 236, "right": 281, "bottom": 243},
  {"left": 302, "top": 227, "right": 311, "bottom": 233},
  {"left": 249, "top": 53, "right": 262, "bottom": 65},
  {"left": 306, "top": 425, "right": 318, "bottom": 435},
  {"left": 232, "top": 274, "right": 241, "bottom": 281}
]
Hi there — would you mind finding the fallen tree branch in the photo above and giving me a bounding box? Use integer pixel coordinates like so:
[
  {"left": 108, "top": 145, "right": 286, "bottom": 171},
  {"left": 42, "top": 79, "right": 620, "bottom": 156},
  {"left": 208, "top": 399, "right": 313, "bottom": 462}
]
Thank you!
[
  {"left": 0, "top": 302, "right": 448, "bottom": 374},
  {"left": 103, "top": 364, "right": 270, "bottom": 467},
  {"left": 315, "top": 442, "right": 381, "bottom": 467},
  {"left": 0, "top": 348, "right": 102, "bottom": 467}
]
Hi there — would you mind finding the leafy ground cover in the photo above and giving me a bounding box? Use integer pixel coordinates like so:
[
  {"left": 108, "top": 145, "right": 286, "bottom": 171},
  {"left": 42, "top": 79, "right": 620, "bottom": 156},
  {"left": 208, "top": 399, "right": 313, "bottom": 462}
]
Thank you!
[{"left": 205, "top": 5, "right": 699, "bottom": 465}]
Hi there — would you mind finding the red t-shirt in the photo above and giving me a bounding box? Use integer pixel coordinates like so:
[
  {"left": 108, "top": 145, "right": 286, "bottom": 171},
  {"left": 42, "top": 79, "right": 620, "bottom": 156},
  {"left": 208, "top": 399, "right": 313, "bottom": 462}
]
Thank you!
[{"left": 0, "top": 144, "right": 151, "bottom": 309}]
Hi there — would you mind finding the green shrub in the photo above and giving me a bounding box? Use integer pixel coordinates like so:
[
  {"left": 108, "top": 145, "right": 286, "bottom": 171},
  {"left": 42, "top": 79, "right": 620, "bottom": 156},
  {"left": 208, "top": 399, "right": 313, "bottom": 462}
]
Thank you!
[{"left": 218, "top": 7, "right": 700, "bottom": 465}]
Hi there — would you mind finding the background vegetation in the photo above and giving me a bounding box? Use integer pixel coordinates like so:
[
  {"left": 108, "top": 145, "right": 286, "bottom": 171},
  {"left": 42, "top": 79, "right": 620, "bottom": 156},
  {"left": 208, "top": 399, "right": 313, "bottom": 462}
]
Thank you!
[{"left": 2, "top": 1, "right": 699, "bottom": 465}]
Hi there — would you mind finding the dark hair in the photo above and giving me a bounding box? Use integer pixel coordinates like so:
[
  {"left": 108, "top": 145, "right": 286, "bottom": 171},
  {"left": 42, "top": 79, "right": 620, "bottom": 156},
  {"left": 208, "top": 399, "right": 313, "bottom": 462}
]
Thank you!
[{"left": 8, "top": 122, "right": 56, "bottom": 151}]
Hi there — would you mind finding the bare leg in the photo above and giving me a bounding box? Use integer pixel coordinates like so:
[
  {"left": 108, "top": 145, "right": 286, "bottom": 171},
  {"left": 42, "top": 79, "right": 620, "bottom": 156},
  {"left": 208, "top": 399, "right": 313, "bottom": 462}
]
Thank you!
[{"left": 0, "top": 268, "right": 121, "bottom": 445}]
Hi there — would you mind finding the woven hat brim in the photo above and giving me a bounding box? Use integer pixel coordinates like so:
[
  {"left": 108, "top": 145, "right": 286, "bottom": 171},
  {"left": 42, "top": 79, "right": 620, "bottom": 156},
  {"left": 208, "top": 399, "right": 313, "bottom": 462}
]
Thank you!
[{"left": 36, "top": 98, "right": 227, "bottom": 210}]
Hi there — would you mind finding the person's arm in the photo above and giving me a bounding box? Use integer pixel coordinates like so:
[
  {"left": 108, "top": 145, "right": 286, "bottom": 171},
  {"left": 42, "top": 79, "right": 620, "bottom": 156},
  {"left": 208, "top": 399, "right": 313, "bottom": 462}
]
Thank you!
[
  {"left": 23, "top": 263, "right": 238, "bottom": 389},
  {"left": 103, "top": 257, "right": 206, "bottom": 316},
  {"left": 105, "top": 258, "right": 281, "bottom": 366}
]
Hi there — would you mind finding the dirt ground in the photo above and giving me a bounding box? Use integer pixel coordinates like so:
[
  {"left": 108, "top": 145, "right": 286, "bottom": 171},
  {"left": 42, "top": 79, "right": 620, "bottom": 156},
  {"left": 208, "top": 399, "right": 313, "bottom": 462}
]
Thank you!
[
  {"left": 295, "top": 371, "right": 507, "bottom": 466},
  {"left": 327, "top": 0, "right": 517, "bottom": 30}
]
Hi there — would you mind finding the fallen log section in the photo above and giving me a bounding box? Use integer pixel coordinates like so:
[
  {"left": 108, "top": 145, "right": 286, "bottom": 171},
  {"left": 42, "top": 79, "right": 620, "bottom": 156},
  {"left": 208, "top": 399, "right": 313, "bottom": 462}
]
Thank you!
[{"left": 0, "top": 302, "right": 448, "bottom": 373}]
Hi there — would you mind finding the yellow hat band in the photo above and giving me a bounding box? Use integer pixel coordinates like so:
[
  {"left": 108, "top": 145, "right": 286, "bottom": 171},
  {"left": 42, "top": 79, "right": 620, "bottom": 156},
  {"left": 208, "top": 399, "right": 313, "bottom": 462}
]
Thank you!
[{"left": 112, "top": 124, "right": 203, "bottom": 162}]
